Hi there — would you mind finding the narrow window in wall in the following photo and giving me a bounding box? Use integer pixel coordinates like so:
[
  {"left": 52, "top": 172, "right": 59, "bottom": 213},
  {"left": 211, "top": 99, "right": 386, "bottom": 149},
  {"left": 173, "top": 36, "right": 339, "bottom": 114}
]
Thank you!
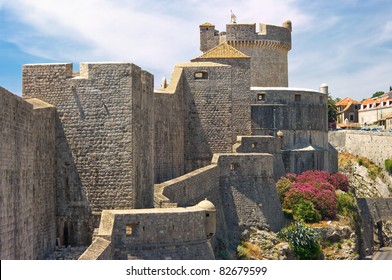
[
  {"left": 230, "top": 163, "right": 238, "bottom": 171},
  {"left": 257, "top": 93, "right": 266, "bottom": 101},
  {"left": 126, "top": 224, "right": 133, "bottom": 236},
  {"left": 194, "top": 71, "right": 208, "bottom": 80},
  {"left": 126, "top": 223, "right": 140, "bottom": 237},
  {"left": 295, "top": 94, "right": 301, "bottom": 102}
]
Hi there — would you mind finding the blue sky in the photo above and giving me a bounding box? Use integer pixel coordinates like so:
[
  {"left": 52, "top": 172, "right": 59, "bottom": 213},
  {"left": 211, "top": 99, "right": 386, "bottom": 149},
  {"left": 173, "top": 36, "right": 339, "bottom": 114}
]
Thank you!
[{"left": 0, "top": 0, "right": 391, "bottom": 100}]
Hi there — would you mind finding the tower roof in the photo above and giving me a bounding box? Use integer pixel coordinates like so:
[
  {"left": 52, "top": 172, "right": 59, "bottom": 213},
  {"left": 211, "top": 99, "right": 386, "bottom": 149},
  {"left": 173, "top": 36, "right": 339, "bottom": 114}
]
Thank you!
[
  {"left": 200, "top": 22, "right": 215, "bottom": 27},
  {"left": 195, "top": 43, "right": 250, "bottom": 59}
]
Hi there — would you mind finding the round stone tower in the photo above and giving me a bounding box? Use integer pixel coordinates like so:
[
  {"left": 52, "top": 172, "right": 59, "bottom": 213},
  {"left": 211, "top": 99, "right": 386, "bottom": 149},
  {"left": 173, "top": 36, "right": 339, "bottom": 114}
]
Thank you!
[{"left": 199, "top": 20, "right": 292, "bottom": 87}]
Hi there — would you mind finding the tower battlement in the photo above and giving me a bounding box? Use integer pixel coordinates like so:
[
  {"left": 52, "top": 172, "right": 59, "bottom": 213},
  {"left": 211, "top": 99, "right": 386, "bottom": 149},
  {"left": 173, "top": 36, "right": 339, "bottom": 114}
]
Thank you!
[
  {"left": 22, "top": 62, "right": 139, "bottom": 81},
  {"left": 200, "top": 20, "right": 292, "bottom": 53},
  {"left": 200, "top": 20, "right": 292, "bottom": 87}
]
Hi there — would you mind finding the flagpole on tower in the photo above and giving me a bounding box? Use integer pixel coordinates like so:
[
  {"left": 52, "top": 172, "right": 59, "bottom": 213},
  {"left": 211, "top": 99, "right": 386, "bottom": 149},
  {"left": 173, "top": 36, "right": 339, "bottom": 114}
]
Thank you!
[{"left": 230, "top": 10, "right": 237, "bottom": 23}]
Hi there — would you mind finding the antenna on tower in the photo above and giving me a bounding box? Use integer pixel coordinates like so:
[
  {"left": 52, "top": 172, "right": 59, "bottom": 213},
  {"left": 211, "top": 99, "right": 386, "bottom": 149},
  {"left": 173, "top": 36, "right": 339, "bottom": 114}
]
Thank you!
[{"left": 230, "top": 10, "right": 237, "bottom": 23}]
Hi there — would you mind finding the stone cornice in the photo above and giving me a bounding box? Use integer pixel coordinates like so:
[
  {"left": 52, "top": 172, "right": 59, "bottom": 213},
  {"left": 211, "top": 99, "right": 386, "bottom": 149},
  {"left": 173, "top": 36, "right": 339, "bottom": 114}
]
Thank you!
[{"left": 228, "top": 40, "right": 291, "bottom": 51}]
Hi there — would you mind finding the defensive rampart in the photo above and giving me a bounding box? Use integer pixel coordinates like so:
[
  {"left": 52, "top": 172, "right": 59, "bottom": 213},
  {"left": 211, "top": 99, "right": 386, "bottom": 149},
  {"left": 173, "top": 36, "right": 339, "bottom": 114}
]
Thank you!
[
  {"left": 79, "top": 201, "right": 216, "bottom": 260},
  {"left": 154, "top": 66, "right": 185, "bottom": 183},
  {"left": 329, "top": 131, "right": 392, "bottom": 166},
  {"left": 155, "top": 135, "right": 286, "bottom": 248},
  {"left": 22, "top": 63, "right": 155, "bottom": 245},
  {"left": 0, "top": 87, "right": 56, "bottom": 259},
  {"left": 357, "top": 198, "right": 392, "bottom": 257}
]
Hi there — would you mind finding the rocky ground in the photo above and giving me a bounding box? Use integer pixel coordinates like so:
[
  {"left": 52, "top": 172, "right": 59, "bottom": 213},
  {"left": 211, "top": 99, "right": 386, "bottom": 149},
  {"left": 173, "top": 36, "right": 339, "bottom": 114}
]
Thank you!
[
  {"left": 238, "top": 217, "right": 359, "bottom": 260},
  {"left": 44, "top": 246, "right": 88, "bottom": 260},
  {"left": 338, "top": 152, "right": 392, "bottom": 198},
  {"left": 310, "top": 217, "right": 358, "bottom": 260}
]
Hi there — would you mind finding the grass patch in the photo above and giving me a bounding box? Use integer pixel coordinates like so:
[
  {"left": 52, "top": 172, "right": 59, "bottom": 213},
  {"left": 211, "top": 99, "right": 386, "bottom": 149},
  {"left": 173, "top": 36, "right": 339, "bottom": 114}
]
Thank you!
[
  {"left": 236, "top": 241, "right": 261, "bottom": 260},
  {"left": 338, "top": 152, "right": 383, "bottom": 180}
]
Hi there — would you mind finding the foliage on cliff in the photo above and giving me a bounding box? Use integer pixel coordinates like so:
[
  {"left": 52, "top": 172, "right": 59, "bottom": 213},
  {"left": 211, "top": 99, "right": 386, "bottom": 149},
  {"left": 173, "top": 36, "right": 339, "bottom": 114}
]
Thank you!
[{"left": 385, "top": 158, "right": 392, "bottom": 174}]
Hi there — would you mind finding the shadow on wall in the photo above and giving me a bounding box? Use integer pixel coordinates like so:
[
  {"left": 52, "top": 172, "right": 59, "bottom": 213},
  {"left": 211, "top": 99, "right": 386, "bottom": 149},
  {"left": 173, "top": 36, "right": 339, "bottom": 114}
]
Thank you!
[
  {"left": 55, "top": 116, "right": 93, "bottom": 246},
  {"left": 183, "top": 78, "right": 214, "bottom": 172}
]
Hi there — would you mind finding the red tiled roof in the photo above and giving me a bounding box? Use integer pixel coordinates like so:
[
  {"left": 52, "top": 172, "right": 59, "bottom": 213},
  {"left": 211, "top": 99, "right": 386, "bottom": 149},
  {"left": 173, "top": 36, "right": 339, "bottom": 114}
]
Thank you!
[{"left": 336, "top": 97, "right": 360, "bottom": 106}]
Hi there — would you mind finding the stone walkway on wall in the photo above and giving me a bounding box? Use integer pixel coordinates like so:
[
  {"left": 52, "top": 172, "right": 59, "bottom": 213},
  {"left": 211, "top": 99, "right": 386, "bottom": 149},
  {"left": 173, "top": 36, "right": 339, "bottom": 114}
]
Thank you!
[{"left": 372, "top": 247, "right": 392, "bottom": 260}]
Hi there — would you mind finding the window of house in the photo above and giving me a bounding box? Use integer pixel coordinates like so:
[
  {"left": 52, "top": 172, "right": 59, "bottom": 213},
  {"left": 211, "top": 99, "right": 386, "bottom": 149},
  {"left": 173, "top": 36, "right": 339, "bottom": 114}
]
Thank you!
[
  {"left": 354, "top": 105, "right": 358, "bottom": 110},
  {"left": 194, "top": 71, "right": 208, "bottom": 80},
  {"left": 349, "top": 113, "right": 354, "bottom": 121},
  {"left": 295, "top": 94, "right": 301, "bottom": 102},
  {"left": 257, "top": 93, "right": 266, "bottom": 101}
]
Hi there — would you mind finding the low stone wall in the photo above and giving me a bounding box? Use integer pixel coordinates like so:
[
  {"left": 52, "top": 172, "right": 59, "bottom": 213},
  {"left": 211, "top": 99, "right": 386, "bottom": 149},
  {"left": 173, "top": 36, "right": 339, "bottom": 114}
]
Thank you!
[
  {"left": 155, "top": 164, "right": 220, "bottom": 207},
  {"left": 79, "top": 203, "right": 216, "bottom": 260},
  {"left": 357, "top": 198, "right": 392, "bottom": 257},
  {"left": 329, "top": 131, "right": 392, "bottom": 166},
  {"left": 78, "top": 238, "right": 113, "bottom": 260}
]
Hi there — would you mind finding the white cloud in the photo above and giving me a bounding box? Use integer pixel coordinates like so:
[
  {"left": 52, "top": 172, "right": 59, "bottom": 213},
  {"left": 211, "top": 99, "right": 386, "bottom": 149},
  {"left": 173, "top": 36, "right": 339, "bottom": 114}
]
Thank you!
[
  {"left": 1, "top": 0, "right": 390, "bottom": 98},
  {"left": 1, "top": 0, "right": 313, "bottom": 82}
]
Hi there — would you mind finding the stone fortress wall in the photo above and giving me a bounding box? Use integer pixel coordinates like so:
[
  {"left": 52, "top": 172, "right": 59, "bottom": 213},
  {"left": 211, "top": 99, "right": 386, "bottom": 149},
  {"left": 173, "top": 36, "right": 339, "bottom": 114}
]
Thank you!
[
  {"left": 329, "top": 130, "right": 392, "bottom": 167},
  {"left": 356, "top": 198, "right": 392, "bottom": 257},
  {"left": 22, "top": 63, "right": 155, "bottom": 245},
  {"left": 0, "top": 87, "right": 56, "bottom": 259},
  {"left": 0, "top": 18, "right": 334, "bottom": 260},
  {"left": 155, "top": 135, "right": 286, "bottom": 244},
  {"left": 79, "top": 200, "right": 216, "bottom": 260},
  {"left": 251, "top": 87, "right": 331, "bottom": 173},
  {"left": 154, "top": 67, "right": 185, "bottom": 183}
]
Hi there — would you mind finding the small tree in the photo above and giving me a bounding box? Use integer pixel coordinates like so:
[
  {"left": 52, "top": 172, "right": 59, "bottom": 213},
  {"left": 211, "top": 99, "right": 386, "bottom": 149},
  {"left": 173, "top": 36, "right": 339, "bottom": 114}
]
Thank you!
[
  {"left": 371, "top": 91, "right": 384, "bottom": 98},
  {"left": 328, "top": 95, "right": 338, "bottom": 123}
]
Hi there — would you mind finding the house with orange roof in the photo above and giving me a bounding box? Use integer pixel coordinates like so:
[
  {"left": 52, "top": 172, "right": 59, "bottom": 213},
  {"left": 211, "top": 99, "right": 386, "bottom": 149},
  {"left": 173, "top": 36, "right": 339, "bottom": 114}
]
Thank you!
[
  {"left": 379, "top": 111, "right": 392, "bottom": 130},
  {"left": 358, "top": 91, "right": 392, "bottom": 125},
  {"left": 336, "top": 97, "right": 361, "bottom": 125}
]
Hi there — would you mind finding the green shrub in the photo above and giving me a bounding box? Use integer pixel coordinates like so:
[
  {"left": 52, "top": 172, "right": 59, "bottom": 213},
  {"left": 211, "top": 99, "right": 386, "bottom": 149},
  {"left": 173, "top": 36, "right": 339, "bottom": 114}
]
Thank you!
[
  {"left": 336, "top": 191, "right": 358, "bottom": 227},
  {"left": 385, "top": 158, "right": 392, "bottom": 174},
  {"left": 278, "top": 222, "right": 321, "bottom": 260},
  {"left": 357, "top": 158, "right": 364, "bottom": 166},
  {"left": 283, "top": 208, "right": 294, "bottom": 220},
  {"left": 292, "top": 200, "right": 321, "bottom": 223},
  {"left": 276, "top": 177, "right": 294, "bottom": 201},
  {"left": 236, "top": 241, "right": 250, "bottom": 260},
  {"left": 336, "top": 192, "right": 357, "bottom": 216}
]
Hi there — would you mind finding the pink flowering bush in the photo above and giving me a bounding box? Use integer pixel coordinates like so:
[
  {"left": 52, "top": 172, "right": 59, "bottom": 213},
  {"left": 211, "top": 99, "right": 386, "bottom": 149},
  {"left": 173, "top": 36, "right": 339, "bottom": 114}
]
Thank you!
[
  {"left": 283, "top": 182, "right": 337, "bottom": 219},
  {"left": 296, "top": 170, "right": 349, "bottom": 192},
  {"left": 330, "top": 172, "right": 349, "bottom": 192},
  {"left": 276, "top": 170, "right": 350, "bottom": 221}
]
